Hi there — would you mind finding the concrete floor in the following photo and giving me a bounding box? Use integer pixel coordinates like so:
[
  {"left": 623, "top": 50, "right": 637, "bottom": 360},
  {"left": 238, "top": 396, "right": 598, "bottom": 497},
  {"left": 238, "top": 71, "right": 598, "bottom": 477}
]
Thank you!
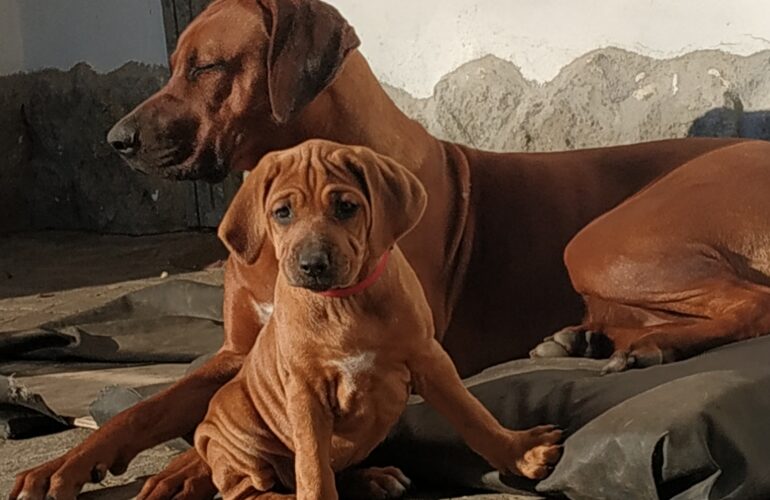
[
  {"left": 0, "top": 429, "right": 179, "bottom": 498},
  {"left": 0, "top": 429, "right": 536, "bottom": 499}
]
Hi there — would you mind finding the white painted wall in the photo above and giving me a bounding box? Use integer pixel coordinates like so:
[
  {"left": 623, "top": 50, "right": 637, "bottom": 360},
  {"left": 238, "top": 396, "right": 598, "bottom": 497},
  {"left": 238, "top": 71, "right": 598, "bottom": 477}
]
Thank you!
[
  {"left": 330, "top": 0, "right": 770, "bottom": 97},
  {"left": 0, "top": 0, "right": 167, "bottom": 75},
  {"left": 2, "top": 0, "right": 769, "bottom": 97}
]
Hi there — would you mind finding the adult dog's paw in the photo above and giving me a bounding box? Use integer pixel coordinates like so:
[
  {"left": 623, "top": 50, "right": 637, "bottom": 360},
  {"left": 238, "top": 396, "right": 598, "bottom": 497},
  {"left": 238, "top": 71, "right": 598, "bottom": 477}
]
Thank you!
[{"left": 530, "top": 326, "right": 613, "bottom": 359}]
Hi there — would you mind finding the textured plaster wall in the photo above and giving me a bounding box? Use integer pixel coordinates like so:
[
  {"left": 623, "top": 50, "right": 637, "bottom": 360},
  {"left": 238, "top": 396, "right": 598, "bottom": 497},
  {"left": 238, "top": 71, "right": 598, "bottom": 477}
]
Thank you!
[
  {"left": 0, "top": 1, "right": 199, "bottom": 234},
  {"left": 331, "top": 0, "right": 770, "bottom": 97},
  {"left": 383, "top": 49, "right": 770, "bottom": 152}
]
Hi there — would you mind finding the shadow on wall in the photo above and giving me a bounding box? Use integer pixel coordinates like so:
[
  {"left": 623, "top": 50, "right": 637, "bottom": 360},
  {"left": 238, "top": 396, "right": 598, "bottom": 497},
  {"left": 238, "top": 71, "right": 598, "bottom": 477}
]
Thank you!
[{"left": 689, "top": 107, "right": 770, "bottom": 140}]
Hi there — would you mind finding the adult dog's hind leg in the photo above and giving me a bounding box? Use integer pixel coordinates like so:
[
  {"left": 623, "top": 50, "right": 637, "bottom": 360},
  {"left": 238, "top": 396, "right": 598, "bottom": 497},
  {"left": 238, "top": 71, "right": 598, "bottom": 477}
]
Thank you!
[
  {"left": 542, "top": 277, "right": 770, "bottom": 373},
  {"left": 599, "top": 279, "right": 770, "bottom": 372}
]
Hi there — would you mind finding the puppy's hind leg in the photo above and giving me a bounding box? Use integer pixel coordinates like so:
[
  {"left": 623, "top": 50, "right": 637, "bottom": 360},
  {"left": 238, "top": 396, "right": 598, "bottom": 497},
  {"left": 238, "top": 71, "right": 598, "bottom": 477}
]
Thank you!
[
  {"left": 207, "top": 449, "right": 287, "bottom": 500},
  {"left": 196, "top": 423, "right": 282, "bottom": 500}
]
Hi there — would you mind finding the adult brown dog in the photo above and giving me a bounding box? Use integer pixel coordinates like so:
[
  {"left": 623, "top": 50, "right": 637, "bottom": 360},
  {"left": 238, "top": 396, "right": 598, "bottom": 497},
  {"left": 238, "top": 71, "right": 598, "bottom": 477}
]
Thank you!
[
  {"left": 195, "top": 139, "right": 561, "bottom": 499},
  {"left": 10, "top": 0, "right": 754, "bottom": 498}
]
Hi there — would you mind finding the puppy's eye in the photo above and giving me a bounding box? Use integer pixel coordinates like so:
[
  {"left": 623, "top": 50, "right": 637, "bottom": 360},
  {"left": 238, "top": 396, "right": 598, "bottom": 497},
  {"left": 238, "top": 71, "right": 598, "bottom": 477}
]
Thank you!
[
  {"left": 334, "top": 200, "right": 359, "bottom": 220},
  {"left": 273, "top": 205, "right": 293, "bottom": 224}
]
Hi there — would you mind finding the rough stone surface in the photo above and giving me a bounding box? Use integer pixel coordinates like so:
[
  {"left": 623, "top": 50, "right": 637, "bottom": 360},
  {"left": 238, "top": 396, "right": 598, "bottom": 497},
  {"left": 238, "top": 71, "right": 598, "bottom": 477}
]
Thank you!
[
  {"left": 2, "top": 49, "right": 770, "bottom": 234},
  {"left": 383, "top": 48, "right": 770, "bottom": 151}
]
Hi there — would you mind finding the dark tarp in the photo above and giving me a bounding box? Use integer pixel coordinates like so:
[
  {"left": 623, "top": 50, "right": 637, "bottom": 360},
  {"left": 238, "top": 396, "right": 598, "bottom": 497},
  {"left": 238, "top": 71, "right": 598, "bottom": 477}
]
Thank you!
[
  {"left": 0, "top": 280, "right": 224, "bottom": 363},
  {"left": 372, "top": 336, "right": 770, "bottom": 500},
  {"left": 2, "top": 279, "right": 769, "bottom": 499},
  {"left": 0, "top": 375, "right": 69, "bottom": 439},
  {"left": 0, "top": 280, "right": 223, "bottom": 439}
]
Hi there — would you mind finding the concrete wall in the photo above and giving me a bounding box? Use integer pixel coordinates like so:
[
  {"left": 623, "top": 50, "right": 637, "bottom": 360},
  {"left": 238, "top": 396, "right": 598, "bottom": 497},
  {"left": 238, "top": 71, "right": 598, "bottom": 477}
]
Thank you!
[
  {"left": 0, "top": 63, "right": 201, "bottom": 234},
  {"left": 1, "top": 0, "right": 769, "bottom": 234},
  {"left": 5, "top": 0, "right": 769, "bottom": 92}
]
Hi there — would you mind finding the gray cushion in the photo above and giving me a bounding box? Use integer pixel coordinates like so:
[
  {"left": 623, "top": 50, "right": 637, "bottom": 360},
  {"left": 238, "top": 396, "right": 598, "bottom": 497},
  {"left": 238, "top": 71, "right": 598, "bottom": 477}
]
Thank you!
[{"left": 371, "top": 336, "right": 770, "bottom": 500}]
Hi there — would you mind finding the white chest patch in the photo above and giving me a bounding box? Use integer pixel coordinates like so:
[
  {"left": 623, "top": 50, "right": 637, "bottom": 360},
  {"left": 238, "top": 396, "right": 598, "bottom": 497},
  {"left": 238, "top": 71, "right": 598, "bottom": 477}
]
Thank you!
[
  {"left": 251, "top": 300, "right": 274, "bottom": 326},
  {"left": 331, "top": 351, "right": 376, "bottom": 389}
]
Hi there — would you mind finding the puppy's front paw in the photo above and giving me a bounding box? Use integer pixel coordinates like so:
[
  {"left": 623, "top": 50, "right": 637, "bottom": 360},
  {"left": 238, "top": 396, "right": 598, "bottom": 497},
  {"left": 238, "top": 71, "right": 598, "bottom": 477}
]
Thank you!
[
  {"left": 338, "top": 466, "right": 411, "bottom": 499},
  {"left": 496, "top": 425, "right": 563, "bottom": 480}
]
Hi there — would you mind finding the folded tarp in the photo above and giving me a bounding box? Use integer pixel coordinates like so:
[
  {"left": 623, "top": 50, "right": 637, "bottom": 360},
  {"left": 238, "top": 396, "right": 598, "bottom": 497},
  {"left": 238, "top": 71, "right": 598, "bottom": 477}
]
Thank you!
[
  {"left": 0, "top": 280, "right": 224, "bottom": 363},
  {"left": 0, "top": 280, "right": 223, "bottom": 438},
  {"left": 88, "top": 336, "right": 770, "bottom": 499},
  {"left": 0, "top": 375, "right": 69, "bottom": 438}
]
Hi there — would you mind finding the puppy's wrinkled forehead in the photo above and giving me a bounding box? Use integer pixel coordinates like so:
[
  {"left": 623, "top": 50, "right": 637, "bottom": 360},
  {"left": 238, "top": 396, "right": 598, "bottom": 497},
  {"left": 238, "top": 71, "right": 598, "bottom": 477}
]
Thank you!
[{"left": 266, "top": 141, "right": 367, "bottom": 198}]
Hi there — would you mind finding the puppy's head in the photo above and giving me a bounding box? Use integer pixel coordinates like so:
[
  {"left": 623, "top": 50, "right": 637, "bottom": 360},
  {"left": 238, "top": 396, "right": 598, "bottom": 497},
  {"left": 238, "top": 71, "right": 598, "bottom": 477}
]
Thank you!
[{"left": 218, "top": 140, "right": 427, "bottom": 292}]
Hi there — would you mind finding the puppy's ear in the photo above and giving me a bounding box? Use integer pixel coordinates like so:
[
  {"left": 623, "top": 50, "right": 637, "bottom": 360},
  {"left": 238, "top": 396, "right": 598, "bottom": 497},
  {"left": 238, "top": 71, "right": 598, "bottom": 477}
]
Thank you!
[
  {"left": 218, "top": 160, "right": 280, "bottom": 265},
  {"left": 342, "top": 149, "right": 428, "bottom": 256},
  {"left": 259, "top": 0, "right": 360, "bottom": 124}
]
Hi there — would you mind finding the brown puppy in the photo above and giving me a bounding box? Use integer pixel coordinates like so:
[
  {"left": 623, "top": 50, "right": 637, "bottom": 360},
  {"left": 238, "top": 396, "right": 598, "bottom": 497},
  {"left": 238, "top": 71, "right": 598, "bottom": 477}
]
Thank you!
[
  {"left": 195, "top": 140, "right": 562, "bottom": 499},
  {"left": 12, "top": 0, "right": 752, "bottom": 498}
]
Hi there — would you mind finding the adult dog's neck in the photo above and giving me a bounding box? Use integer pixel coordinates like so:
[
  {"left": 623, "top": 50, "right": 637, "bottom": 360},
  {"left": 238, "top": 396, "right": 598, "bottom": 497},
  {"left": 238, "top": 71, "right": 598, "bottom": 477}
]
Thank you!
[
  {"left": 295, "top": 52, "right": 444, "bottom": 173},
  {"left": 285, "top": 51, "right": 471, "bottom": 339}
]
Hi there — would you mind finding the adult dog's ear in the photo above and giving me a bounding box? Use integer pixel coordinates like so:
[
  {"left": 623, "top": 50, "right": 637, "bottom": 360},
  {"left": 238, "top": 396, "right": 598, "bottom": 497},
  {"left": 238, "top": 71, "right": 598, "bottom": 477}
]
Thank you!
[
  {"left": 338, "top": 148, "right": 428, "bottom": 256},
  {"left": 218, "top": 159, "right": 281, "bottom": 265},
  {"left": 259, "top": 0, "right": 360, "bottom": 124}
]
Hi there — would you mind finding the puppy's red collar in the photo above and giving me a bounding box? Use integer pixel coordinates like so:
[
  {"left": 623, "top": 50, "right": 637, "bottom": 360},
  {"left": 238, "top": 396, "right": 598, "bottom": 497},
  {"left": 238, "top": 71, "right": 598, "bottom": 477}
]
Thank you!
[{"left": 318, "top": 251, "right": 391, "bottom": 298}]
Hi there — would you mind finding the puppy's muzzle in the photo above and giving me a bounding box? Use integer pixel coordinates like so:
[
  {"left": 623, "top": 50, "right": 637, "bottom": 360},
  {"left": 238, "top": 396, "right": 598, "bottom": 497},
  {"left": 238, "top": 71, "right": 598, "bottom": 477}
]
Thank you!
[
  {"left": 299, "top": 250, "right": 331, "bottom": 278},
  {"left": 289, "top": 241, "right": 339, "bottom": 292}
]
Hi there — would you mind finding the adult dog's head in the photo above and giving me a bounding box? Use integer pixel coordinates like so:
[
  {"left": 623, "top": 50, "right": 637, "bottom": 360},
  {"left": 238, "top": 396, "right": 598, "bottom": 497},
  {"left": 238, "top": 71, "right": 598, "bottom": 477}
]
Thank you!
[
  {"left": 107, "top": 0, "right": 360, "bottom": 182},
  {"left": 218, "top": 140, "right": 427, "bottom": 292}
]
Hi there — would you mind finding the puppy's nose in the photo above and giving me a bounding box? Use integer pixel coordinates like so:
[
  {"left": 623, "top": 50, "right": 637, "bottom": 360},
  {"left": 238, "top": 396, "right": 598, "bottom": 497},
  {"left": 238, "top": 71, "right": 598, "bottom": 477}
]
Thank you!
[
  {"left": 107, "top": 118, "right": 140, "bottom": 156},
  {"left": 299, "top": 251, "right": 330, "bottom": 278}
]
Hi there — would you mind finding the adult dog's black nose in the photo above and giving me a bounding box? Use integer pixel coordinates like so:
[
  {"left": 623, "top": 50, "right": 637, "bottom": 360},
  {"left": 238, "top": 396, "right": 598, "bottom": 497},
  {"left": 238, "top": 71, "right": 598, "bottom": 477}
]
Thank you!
[
  {"left": 299, "top": 250, "right": 331, "bottom": 278},
  {"left": 107, "top": 119, "right": 140, "bottom": 156}
]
